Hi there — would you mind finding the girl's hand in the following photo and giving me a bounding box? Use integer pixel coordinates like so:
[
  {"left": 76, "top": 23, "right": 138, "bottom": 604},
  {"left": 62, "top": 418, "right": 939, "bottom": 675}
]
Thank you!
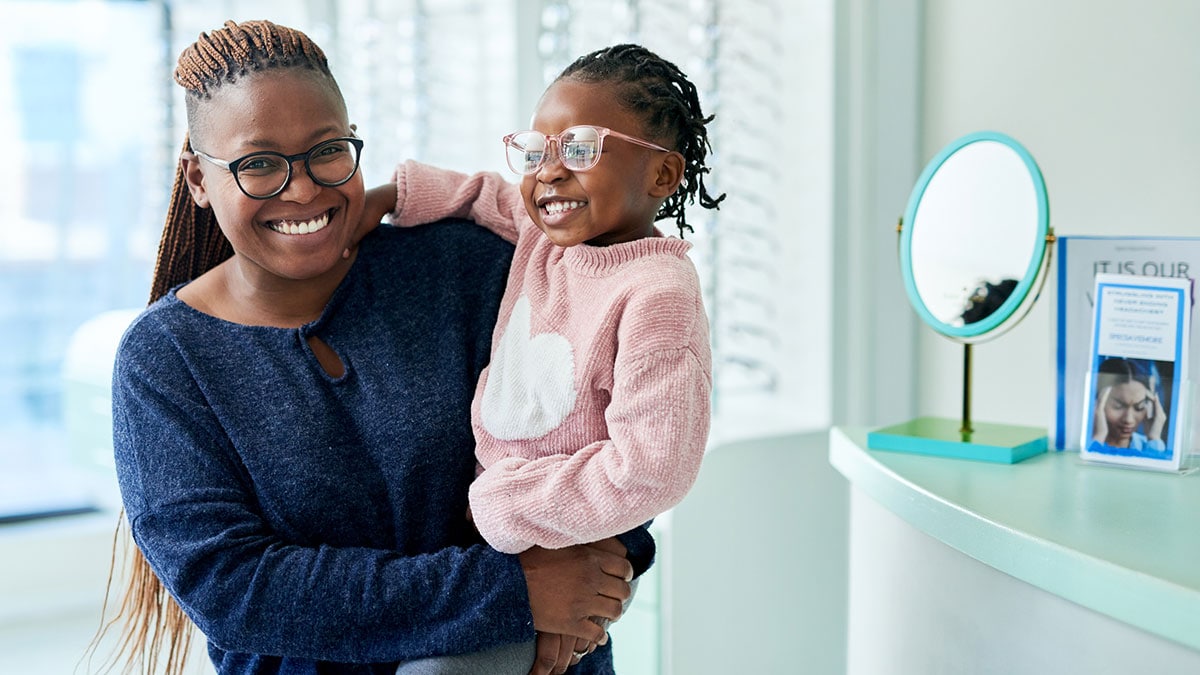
[
  {"left": 363, "top": 182, "right": 397, "bottom": 233},
  {"left": 1092, "top": 386, "right": 1111, "bottom": 443},
  {"left": 343, "top": 183, "right": 397, "bottom": 258},
  {"left": 1147, "top": 390, "right": 1167, "bottom": 441}
]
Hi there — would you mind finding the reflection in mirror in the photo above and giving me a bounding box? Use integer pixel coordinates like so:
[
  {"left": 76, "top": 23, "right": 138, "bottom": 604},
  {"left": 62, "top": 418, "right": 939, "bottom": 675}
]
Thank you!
[
  {"left": 908, "top": 139, "right": 1039, "bottom": 330},
  {"left": 960, "top": 278, "right": 1018, "bottom": 324}
]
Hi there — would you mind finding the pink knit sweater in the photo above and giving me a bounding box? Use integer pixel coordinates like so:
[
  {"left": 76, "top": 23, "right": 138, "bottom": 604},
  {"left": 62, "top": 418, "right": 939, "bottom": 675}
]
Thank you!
[{"left": 391, "top": 160, "right": 712, "bottom": 553}]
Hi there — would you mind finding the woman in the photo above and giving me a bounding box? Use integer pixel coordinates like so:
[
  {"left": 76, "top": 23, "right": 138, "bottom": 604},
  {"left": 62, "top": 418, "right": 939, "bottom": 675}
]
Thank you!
[
  {"left": 103, "top": 19, "right": 650, "bottom": 675},
  {"left": 1089, "top": 357, "right": 1168, "bottom": 456}
]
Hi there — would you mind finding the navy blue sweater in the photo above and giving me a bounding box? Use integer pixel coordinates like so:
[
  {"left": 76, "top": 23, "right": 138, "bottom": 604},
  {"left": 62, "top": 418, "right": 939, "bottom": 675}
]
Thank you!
[{"left": 113, "top": 222, "right": 649, "bottom": 674}]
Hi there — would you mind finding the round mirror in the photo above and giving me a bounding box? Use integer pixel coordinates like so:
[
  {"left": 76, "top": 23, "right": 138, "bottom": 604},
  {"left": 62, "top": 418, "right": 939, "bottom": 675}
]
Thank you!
[{"left": 900, "top": 131, "right": 1051, "bottom": 343}]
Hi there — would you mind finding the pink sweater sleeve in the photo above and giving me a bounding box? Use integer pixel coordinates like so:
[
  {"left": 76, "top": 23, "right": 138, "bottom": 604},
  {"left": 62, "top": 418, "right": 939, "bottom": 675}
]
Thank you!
[
  {"left": 468, "top": 290, "right": 713, "bottom": 553},
  {"left": 390, "top": 159, "right": 528, "bottom": 243}
]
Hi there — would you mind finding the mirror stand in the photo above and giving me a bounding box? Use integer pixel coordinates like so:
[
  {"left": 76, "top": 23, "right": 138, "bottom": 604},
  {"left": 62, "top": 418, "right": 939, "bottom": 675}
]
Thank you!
[
  {"left": 868, "top": 338, "right": 1046, "bottom": 463},
  {"left": 866, "top": 131, "right": 1053, "bottom": 464},
  {"left": 961, "top": 342, "right": 973, "bottom": 434}
]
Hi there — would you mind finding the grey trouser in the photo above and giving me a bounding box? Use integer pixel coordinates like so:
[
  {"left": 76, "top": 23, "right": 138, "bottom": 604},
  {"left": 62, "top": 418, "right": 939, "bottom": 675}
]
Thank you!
[{"left": 394, "top": 640, "right": 535, "bottom": 675}]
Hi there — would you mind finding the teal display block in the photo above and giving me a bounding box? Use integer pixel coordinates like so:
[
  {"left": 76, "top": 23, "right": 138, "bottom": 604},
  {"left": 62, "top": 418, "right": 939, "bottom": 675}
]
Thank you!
[{"left": 867, "top": 416, "right": 1047, "bottom": 464}]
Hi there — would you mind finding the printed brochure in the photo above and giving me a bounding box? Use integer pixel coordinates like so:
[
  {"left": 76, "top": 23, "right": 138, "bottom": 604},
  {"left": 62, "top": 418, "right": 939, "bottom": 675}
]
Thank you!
[{"left": 1079, "top": 273, "right": 1191, "bottom": 471}]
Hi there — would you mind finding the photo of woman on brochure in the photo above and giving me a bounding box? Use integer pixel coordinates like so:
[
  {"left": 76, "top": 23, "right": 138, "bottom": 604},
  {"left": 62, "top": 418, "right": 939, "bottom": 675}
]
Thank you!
[{"left": 1087, "top": 356, "right": 1173, "bottom": 458}]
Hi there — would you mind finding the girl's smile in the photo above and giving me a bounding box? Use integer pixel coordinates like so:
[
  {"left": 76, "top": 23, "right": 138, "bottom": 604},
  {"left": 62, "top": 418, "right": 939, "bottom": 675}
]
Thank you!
[{"left": 536, "top": 196, "right": 588, "bottom": 227}]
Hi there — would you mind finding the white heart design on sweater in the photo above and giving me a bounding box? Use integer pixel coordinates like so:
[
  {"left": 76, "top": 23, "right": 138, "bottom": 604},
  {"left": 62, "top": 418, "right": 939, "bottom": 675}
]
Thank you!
[{"left": 480, "top": 295, "right": 577, "bottom": 440}]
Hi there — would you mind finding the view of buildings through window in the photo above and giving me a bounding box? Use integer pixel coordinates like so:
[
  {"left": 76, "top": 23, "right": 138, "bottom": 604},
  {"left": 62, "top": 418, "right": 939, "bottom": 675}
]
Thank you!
[
  {"left": 1, "top": 3, "right": 165, "bottom": 486},
  {"left": 2, "top": 0, "right": 826, "bottom": 512}
]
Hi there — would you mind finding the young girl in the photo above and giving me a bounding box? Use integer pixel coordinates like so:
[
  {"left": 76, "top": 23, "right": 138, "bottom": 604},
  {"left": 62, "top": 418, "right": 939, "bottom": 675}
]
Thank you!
[{"left": 374, "top": 43, "right": 724, "bottom": 670}]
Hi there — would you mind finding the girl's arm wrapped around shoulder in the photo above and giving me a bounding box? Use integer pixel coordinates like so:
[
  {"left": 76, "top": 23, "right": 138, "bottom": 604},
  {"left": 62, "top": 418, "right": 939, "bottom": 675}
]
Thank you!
[{"left": 390, "top": 159, "right": 529, "bottom": 244}]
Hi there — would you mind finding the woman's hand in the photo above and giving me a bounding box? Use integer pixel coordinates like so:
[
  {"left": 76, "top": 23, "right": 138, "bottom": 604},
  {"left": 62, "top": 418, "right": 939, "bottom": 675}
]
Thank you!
[
  {"left": 1092, "top": 385, "right": 1111, "bottom": 443},
  {"left": 518, "top": 544, "right": 631, "bottom": 639},
  {"left": 525, "top": 537, "right": 630, "bottom": 674},
  {"left": 1147, "top": 390, "right": 1167, "bottom": 441},
  {"left": 529, "top": 633, "right": 595, "bottom": 675},
  {"left": 519, "top": 539, "right": 632, "bottom": 674},
  {"left": 584, "top": 536, "right": 632, "bottom": 631}
]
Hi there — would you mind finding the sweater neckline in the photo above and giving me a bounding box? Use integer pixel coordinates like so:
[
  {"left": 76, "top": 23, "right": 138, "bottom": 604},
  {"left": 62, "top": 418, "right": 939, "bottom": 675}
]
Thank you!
[
  {"left": 561, "top": 235, "right": 692, "bottom": 276},
  {"left": 164, "top": 258, "right": 361, "bottom": 334}
]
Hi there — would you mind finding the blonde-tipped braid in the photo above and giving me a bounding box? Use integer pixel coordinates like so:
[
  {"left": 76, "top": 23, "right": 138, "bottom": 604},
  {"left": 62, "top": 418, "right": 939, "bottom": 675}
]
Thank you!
[{"left": 147, "top": 133, "right": 232, "bottom": 304}]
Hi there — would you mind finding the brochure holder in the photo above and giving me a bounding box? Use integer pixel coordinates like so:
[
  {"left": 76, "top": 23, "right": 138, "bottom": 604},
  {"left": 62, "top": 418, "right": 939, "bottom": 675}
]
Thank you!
[
  {"left": 1077, "top": 274, "right": 1193, "bottom": 473},
  {"left": 1182, "top": 380, "right": 1200, "bottom": 471},
  {"left": 1052, "top": 236, "right": 1200, "bottom": 451}
]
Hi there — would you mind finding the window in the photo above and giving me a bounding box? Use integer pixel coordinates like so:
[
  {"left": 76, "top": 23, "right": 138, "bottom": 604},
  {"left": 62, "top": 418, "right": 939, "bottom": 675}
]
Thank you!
[
  {"left": 1, "top": 1, "right": 165, "bottom": 517},
  {"left": 0, "top": 0, "right": 831, "bottom": 519}
]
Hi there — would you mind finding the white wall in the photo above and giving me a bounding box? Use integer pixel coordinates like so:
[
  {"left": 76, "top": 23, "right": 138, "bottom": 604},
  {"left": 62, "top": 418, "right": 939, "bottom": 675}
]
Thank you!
[
  {"left": 832, "top": 0, "right": 923, "bottom": 428},
  {"left": 666, "top": 432, "right": 848, "bottom": 675},
  {"left": 914, "top": 0, "right": 1200, "bottom": 427}
]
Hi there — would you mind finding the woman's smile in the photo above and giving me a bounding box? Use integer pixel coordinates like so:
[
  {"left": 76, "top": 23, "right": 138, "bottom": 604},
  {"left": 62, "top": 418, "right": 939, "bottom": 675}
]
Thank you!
[{"left": 263, "top": 207, "right": 336, "bottom": 235}]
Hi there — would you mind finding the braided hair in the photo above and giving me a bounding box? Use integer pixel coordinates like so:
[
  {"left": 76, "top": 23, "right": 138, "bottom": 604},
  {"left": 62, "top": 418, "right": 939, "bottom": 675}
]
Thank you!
[
  {"left": 557, "top": 43, "right": 725, "bottom": 237},
  {"left": 94, "top": 20, "right": 336, "bottom": 675},
  {"left": 150, "top": 19, "right": 339, "bottom": 303}
]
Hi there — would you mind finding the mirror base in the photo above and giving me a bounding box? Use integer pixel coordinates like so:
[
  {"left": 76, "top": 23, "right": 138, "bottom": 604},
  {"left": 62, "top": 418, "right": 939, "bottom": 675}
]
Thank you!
[{"left": 867, "top": 416, "right": 1047, "bottom": 464}]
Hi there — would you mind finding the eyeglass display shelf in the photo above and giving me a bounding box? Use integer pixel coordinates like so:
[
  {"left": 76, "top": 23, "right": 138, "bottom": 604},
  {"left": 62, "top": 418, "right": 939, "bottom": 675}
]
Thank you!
[{"left": 830, "top": 425, "right": 1200, "bottom": 654}]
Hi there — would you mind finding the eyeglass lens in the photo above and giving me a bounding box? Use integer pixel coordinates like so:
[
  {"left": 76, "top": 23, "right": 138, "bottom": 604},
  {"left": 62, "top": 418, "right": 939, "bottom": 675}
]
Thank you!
[
  {"left": 236, "top": 138, "right": 361, "bottom": 198},
  {"left": 505, "top": 127, "right": 602, "bottom": 175}
]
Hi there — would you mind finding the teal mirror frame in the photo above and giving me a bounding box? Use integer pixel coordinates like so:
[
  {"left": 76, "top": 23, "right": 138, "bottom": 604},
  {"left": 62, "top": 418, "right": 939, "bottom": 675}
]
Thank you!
[{"left": 899, "top": 130, "right": 1051, "bottom": 341}]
